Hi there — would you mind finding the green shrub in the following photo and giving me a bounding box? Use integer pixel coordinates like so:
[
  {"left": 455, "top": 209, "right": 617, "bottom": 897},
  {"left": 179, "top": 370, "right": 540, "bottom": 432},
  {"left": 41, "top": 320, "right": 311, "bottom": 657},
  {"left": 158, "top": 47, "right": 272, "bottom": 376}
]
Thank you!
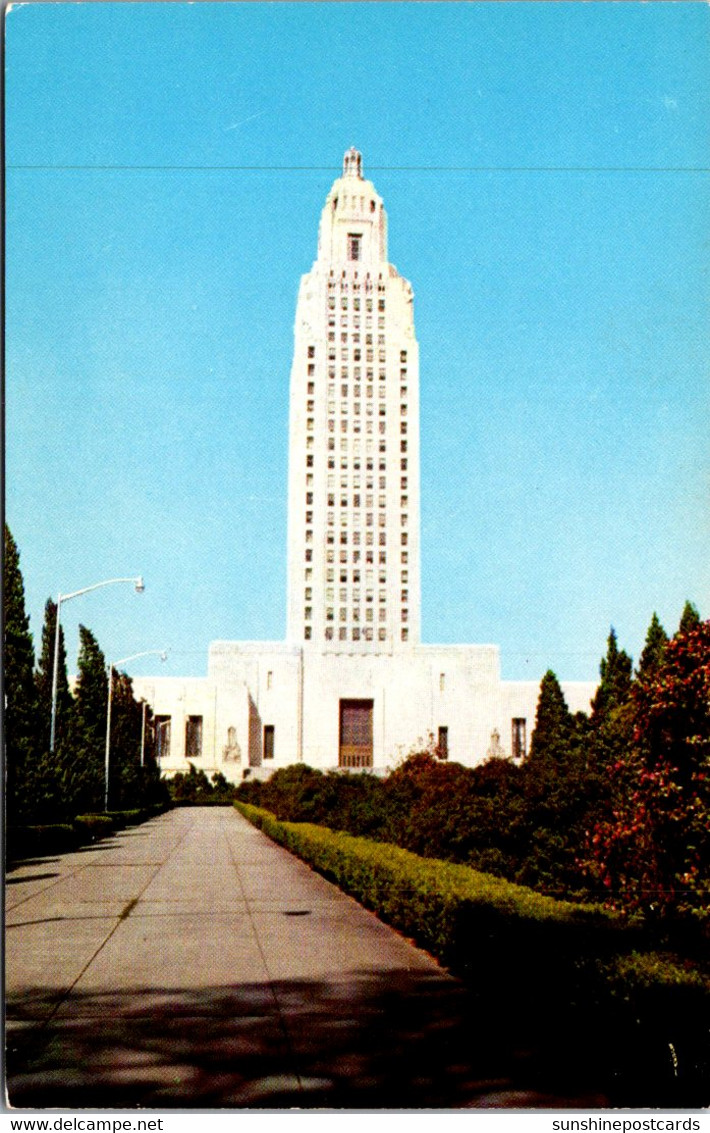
[
  {"left": 169, "top": 764, "right": 236, "bottom": 805},
  {"left": 73, "top": 813, "right": 116, "bottom": 838},
  {"left": 6, "top": 824, "right": 80, "bottom": 859}
]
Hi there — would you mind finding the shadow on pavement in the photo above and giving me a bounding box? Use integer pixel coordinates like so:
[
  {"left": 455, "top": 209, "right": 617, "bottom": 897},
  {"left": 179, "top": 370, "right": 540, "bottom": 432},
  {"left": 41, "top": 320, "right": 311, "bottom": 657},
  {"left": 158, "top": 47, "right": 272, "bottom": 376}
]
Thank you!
[
  {"left": 6, "top": 874, "right": 60, "bottom": 886},
  {"left": 7, "top": 973, "right": 610, "bottom": 1110}
]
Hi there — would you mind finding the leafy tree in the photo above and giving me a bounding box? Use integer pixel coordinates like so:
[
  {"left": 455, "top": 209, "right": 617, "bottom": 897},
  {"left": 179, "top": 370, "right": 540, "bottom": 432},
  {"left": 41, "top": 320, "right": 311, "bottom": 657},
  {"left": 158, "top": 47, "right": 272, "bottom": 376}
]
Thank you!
[
  {"left": 678, "top": 600, "right": 700, "bottom": 635},
  {"left": 589, "top": 619, "right": 710, "bottom": 923},
  {"left": 636, "top": 612, "right": 668, "bottom": 679},
  {"left": 4, "top": 526, "right": 39, "bottom": 821}
]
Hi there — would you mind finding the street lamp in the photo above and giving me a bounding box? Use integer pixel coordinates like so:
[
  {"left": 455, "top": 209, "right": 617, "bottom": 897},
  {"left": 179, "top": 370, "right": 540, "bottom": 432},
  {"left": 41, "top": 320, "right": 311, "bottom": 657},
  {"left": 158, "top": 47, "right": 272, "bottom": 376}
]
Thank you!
[
  {"left": 49, "top": 576, "right": 144, "bottom": 753},
  {"left": 104, "top": 649, "right": 167, "bottom": 813}
]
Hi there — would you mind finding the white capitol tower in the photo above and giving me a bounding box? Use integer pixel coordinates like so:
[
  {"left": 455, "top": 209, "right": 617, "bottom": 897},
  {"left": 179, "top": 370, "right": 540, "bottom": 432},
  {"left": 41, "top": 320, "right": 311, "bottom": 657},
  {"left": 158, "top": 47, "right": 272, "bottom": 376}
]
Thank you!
[
  {"left": 134, "top": 150, "right": 595, "bottom": 775},
  {"left": 287, "top": 147, "right": 421, "bottom": 653}
]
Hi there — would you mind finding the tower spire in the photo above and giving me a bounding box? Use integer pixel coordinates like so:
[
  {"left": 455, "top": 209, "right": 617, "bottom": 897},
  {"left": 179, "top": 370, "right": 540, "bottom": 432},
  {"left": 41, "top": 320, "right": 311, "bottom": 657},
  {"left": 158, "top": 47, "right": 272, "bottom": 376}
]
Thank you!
[{"left": 342, "top": 147, "right": 363, "bottom": 179}]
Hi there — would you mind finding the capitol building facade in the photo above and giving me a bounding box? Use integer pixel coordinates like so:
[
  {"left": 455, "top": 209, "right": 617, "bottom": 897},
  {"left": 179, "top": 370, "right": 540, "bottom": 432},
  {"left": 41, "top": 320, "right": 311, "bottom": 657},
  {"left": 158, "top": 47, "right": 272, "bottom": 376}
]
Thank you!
[{"left": 134, "top": 150, "right": 595, "bottom": 778}]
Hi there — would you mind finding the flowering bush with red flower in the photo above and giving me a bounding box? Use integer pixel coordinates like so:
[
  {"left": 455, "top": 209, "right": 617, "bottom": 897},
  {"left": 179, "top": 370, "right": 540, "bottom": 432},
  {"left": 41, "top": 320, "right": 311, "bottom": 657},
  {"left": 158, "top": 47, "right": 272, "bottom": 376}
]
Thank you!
[{"left": 589, "top": 620, "right": 710, "bottom": 922}]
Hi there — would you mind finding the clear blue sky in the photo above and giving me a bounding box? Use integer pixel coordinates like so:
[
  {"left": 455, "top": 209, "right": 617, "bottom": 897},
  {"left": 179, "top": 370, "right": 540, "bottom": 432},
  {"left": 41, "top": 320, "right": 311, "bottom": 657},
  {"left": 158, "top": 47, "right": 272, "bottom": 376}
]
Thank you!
[{"left": 6, "top": 1, "right": 709, "bottom": 683}]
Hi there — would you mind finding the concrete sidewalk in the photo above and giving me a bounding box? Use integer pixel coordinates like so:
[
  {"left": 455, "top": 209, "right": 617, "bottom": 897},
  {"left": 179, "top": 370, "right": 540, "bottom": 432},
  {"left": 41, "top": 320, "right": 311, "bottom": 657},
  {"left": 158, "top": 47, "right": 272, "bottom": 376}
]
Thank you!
[{"left": 6, "top": 807, "right": 602, "bottom": 1109}]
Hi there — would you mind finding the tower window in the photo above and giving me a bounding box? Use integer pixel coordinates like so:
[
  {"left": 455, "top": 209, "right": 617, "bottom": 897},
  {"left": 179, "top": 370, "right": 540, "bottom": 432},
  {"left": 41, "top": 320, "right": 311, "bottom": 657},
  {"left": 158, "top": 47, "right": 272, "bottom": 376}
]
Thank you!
[
  {"left": 347, "top": 234, "right": 362, "bottom": 261},
  {"left": 438, "top": 726, "right": 449, "bottom": 759}
]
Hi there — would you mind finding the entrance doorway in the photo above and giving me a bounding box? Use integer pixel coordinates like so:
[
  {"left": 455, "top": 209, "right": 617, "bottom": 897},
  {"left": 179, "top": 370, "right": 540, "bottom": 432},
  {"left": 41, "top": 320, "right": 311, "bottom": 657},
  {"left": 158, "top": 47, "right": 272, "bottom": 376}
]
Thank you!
[{"left": 339, "top": 699, "right": 374, "bottom": 768}]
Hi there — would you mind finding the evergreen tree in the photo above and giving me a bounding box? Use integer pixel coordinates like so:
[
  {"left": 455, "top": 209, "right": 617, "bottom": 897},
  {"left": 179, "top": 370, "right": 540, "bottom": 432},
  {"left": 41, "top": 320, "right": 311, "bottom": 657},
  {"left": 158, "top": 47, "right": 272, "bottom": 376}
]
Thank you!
[
  {"left": 107, "top": 670, "right": 144, "bottom": 809},
  {"left": 527, "top": 670, "right": 574, "bottom": 765},
  {"left": 517, "top": 672, "right": 596, "bottom": 896},
  {"left": 636, "top": 612, "right": 668, "bottom": 679},
  {"left": 590, "top": 628, "right": 632, "bottom": 725},
  {"left": 4, "top": 526, "right": 39, "bottom": 821},
  {"left": 71, "top": 625, "right": 108, "bottom": 812},
  {"left": 678, "top": 600, "right": 700, "bottom": 635},
  {"left": 35, "top": 598, "right": 74, "bottom": 753}
]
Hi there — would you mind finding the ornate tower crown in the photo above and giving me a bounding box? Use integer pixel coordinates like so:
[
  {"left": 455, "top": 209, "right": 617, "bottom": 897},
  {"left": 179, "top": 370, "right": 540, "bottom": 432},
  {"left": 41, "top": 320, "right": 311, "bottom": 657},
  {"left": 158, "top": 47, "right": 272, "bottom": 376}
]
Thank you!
[{"left": 342, "top": 147, "right": 363, "bottom": 179}]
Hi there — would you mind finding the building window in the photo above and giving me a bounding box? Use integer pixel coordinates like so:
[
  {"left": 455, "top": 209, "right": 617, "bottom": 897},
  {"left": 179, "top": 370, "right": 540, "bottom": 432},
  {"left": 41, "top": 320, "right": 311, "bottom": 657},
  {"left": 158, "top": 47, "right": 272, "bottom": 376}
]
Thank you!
[
  {"left": 438, "top": 726, "right": 449, "bottom": 759},
  {"left": 348, "top": 234, "right": 362, "bottom": 261},
  {"left": 267, "top": 671, "right": 273, "bottom": 690},
  {"left": 263, "top": 725, "right": 275, "bottom": 761},
  {"left": 440, "top": 672, "right": 445, "bottom": 692},
  {"left": 185, "top": 715, "right": 203, "bottom": 760},
  {"left": 512, "top": 718, "right": 527, "bottom": 760},
  {"left": 155, "top": 716, "right": 171, "bottom": 760},
  {"left": 401, "top": 628, "right": 409, "bottom": 642}
]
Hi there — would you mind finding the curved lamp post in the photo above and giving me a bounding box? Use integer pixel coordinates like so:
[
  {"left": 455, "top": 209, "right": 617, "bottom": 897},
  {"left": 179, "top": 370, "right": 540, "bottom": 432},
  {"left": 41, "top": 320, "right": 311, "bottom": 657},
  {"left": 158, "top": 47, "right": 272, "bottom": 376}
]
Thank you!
[
  {"left": 50, "top": 576, "right": 145, "bottom": 753},
  {"left": 104, "top": 649, "right": 167, "bottom": 813}
]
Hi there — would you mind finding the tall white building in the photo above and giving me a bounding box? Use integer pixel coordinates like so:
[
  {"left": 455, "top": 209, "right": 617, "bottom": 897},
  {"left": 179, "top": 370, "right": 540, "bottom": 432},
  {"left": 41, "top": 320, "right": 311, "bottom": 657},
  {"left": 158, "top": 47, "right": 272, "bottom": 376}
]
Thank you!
[
  {"left": 134, "top": 150, "right": 595, "bottom": 778},
  {"left": 287, "top": 147, "right": 421, "bottom": 652}
]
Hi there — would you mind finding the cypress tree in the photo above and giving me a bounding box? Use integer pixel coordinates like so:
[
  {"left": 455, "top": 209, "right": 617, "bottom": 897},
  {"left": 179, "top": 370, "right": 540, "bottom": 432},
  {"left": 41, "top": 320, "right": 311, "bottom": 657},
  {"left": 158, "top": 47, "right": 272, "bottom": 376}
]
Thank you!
[
  {"left": 678, "top": 600, "right": 701, "bottom": 635},
  {"left": 590, "top": 628, "right": 632, "bottom": 725},
  {"left": 527, "top": 670, "right": 574, "bottom": 765},
  {"left": 72, "top": 625, "right": 108, "bottom": 812},
  {"left": 4, "top": 526, "right": 39, "bottom": 821},
  {"left": 35, "top": 598, "right": 74, "bottom": 753},
  {"left": 108, "top": 670, "right": 143, "bottom": 809},
  {"left": 636, "top": 612, "right": 668, "bottom": 679},
  {"left": 520, "top": 671, "right": 593, "bottom": 896}
]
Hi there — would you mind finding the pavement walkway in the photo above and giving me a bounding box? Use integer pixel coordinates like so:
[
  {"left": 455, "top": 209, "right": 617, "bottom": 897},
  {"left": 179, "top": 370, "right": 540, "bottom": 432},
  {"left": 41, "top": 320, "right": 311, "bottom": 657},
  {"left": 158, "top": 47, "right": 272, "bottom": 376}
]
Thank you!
[{"left": 6, "top": 806, "right": 603, "bottom": 1109}]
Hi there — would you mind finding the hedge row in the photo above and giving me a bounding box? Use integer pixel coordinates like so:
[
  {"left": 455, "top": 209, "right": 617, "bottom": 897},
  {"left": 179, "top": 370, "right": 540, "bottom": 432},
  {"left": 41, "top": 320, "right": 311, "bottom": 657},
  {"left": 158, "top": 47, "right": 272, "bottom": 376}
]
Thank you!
[
  {"left": 235, "top": 801, "right": 618, "bottom": 959},
  {"left": 7, "top": 802, "right": 172, "bottom": 860},
  {"left": 235, "top": 801, "right": 710, "bottom": 1105}
]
